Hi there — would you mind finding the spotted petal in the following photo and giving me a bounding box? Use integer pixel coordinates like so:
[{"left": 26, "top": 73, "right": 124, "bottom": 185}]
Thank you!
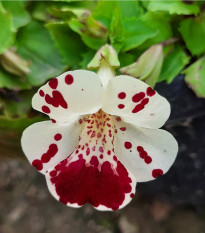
[
  {"left": 102, "top": 75, "right": 170, "bottom": 129},
  {"left": 32, "top": 70, "right": 103, "bottom": 122},
  {"left": 21, "top": 119, "right": 83, "bottom": 174},
  {"left": 114, "top": 119, "right": 178, "bottom": 182},
  {"left": 45, "top": 110, "right": 136, "bottom": 211}
]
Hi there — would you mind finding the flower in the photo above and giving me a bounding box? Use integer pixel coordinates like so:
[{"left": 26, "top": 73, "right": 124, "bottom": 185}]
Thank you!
[{"left": 21, "top": 49, "right": 178, "bottom": 211}]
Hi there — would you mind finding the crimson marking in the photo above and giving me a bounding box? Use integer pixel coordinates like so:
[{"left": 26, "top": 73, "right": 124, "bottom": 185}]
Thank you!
[
  {"left": 152, "top": 169, "right": 163, "bottom": 178},
  {"left": 118, "top": 104, "right": 125, "bottom": 109},
  {"left": 147, "top": 87, "right": 156, "bottom": 97},
  {"left": 39, "top": 90, "right": 44, "bottom": 97},
  {"left": 32, "top": 159, "right": 43, "bottom": 171},
  {"left": 49, "top": 78, "right": 58, "bottom": 89},
  {"left": 54, "top": 133, "right": 62, "bottom": 141},
  {"left": 132, "top": 92, "right": 145, "bottom": 103},
  {"left": 45, "top": 90, "right": 68, "bottom": 109},
  {"left": 65, "top": 74, "right": 74, "bottom": 85},
  {"left": 50, "top": 155, "right": 132, "bottom": 210},
  {"left": 42, "top": 106, "right": 50, "bottom": 114},
  {"left": 118, "top": 92, "right": 126, "bottom": 99},
  {"left": 124, "top": 142, "right": 132, "bottom": 149}
]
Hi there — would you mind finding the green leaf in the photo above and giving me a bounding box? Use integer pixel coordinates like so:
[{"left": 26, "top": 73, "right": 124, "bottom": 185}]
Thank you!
[
  {"left": 109, "top": 7, "right": 124, "bottom": 53},
  {"left": 158, "top": 47, "right": 190, "bottom": 83},
  {"left": 0, "top": 3, "right": 15, "bottom": 54},
  {"left": 92, "top": 1, "right": 117, "bottom": 28},
  {"left": 16, "top": 20, "right": 66, "bottom": 86},
  {"left": 0, "top": 67, "right": 31, "bottom": 90},
  {"left": 2, "top": 1, "right": 30, "bottom": 29},
  {"left": 139, "top": 12, "right": 173, "bottom": 49},
  {"left": 148, "top": 0, "right": 200, "bottom": 15},
  {"left": 121, "top": 18, "right": 157, "bottom": 52},
  {"left": 80, "top": 50, "right": 95, "bottom": 69},
  {"left": 183, "top": 57, "right": 205, "bottom": 98},
  {"left": 46, "top": 22, "right": 86, "bottom": 68},
  {"left": 179, "top": 13, "right": 205, "bottom": 56}
]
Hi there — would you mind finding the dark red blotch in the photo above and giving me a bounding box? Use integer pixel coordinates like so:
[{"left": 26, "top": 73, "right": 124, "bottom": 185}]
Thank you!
[{"left": 50, "top": 155, "right": 132, "bottom": 210}]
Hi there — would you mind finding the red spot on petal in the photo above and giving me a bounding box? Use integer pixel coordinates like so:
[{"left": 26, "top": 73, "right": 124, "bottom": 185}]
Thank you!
[
  {"left": 147, "top": 87, "right": 156, "bottom": 97},
  {"left": 86, "top": 148, "right": 90, "bottom": 156},
  {"left": 152, "top": 169, "right": 163, "bottom": 178},
  {"left": 124, "top": 142, "right": 132, "bottom": 149},
  {"left": 132, "top": 92, "right": 145, "bottom": 103},
  {"left": 50, "top": 170, "right": 57, "bottom": 177},
  {"left": 45, "top": 90, "right": 68, "bottom": 109},
  {"left": 42, "top": 106, "right": 50, "bottom": 114},
  {"left": 90, "top": 156, "right": 99, "bottom": 167},
  {"left": 118, "top": 104, "right": 125, "bottom": 109},
  {"left": 50, "top": 156, "right": 132, "bottom": 210},
  {"left": 41, "top": 144, "right": 58, "bottom": 163},
  {"left": 115, "top": 117, "right": 121, "bottom": 122},
  {"left": 144, "top": 156, "right": 152, "bottom": 164},
  {"left": 32, "top": 159, "right": 43, "bottom": 171},
  {"left": 113, "top": 155, "right": 117, "bottom": 161},
  {"left": 79, "top": 119, "right": 83, "bottom": 124},
  {"left": 118, "top": 92, "right": 126, "bottom": 99},
  {"left": 49, "top": 78, "right": 58, "bottom": 89},
  {"left": 120, "top": 127, "right": 126, "bottom": 131},
  {"left": 39, "top": 90, "right": 44, "bottom": 97},
  {"left": 54, "top": 133, "right": 62, "bottom": 141},
  {"left": 100, "top": 154, "right": 103, "bottom": 159},
  {"left": 130, "top": 193, "right": 134, "bottom": 198},
  {"left": 65, "top": 74, "right": 74, "bottom": 85},
  {"left": 51, "top": 119, "right": 56, "bottom": 123},
  {"left": 99, "top": 147, "right": 104, "bottom": 153},
  {"left": 132, "top": 98, "right": 149, "bottom": 113}
]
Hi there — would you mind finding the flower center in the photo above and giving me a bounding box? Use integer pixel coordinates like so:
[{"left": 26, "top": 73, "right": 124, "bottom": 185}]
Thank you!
[{"left": 78, "top": 109, "right": 118, "bottom": 161}]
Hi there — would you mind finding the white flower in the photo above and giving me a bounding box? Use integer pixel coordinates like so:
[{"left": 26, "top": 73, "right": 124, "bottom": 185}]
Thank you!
[{"left": 21, "top": 63, "right": 178, "bottom": 211}]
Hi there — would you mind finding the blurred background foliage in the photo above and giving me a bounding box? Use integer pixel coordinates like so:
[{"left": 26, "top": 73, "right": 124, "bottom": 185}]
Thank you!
[{"left": 0, "top": 0, "right": 205, "bottom": 139}]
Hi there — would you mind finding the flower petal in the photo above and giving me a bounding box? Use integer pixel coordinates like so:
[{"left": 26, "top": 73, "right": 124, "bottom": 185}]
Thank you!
[
  {"left": 21, "top": 119, "right": 82, "bottom": 174},
  {"left": 45, "top": 110, "right": 136, "bottom": 211},
  {"left": 114, "top": 120, "right": 178, "bottom": 182},
  {"left": 46, "top": 152, "right": 136, "bottom": 211},
  {"left": 32, "top": 70, "right": 103, "bottom": 122},
  {"left": 102, "top": 75, "right": 170, "bottom": 129}
]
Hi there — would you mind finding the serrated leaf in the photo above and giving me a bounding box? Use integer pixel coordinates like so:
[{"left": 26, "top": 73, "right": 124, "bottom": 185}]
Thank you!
[
  {"left": 158, "top": 47, "right": 190, "bottom": 83},
  {"left": 183, "top": 57, "right": 205, "bottom": 98},
  {"left": 15, "top": 20, "right": 66, "bottom": 86},
  {"left": 179, "top": 13, "right": 205, "bottom": 56},
  {"left": 2, "top": 1, "right": 30, "bottom": 29},
  {"left": 47, "top": 22, "right": 86, "bottom": 68},
  {"left": 0, "top": 3, "right": 15, "bottom": 54},
  {"left": 0, "top": 67, "right": 31, "bottom": 90},
  {"left": 148, "top": 0, "right": 200, "bottom": 15}
]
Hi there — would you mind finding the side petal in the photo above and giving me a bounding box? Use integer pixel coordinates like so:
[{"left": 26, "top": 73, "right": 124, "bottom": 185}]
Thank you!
[
  {"left": 21, "top": 119, "right": 82, "bottom": 174},
  {"left": 114, "top": 120, "right": 178, "bottom": 182},
  {"left": 32, "top": 70, "right": 102, "bottom": 122},
  {"left": 102, "top": 75, "right": 170, "bottom": 129}
]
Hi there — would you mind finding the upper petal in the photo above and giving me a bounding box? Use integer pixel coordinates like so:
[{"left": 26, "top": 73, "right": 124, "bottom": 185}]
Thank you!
[
  {"left": 102, "top": 75, "right": 170, "bottom": 129},
  {"left": 32, "top": 70, "right": 103, "bottom": 122},
  {"left": 21, "top": 119, "right": 82, "bottom": 174},
  {"left": 114, "top": 119, "right": 178, "bottom": 182}
]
